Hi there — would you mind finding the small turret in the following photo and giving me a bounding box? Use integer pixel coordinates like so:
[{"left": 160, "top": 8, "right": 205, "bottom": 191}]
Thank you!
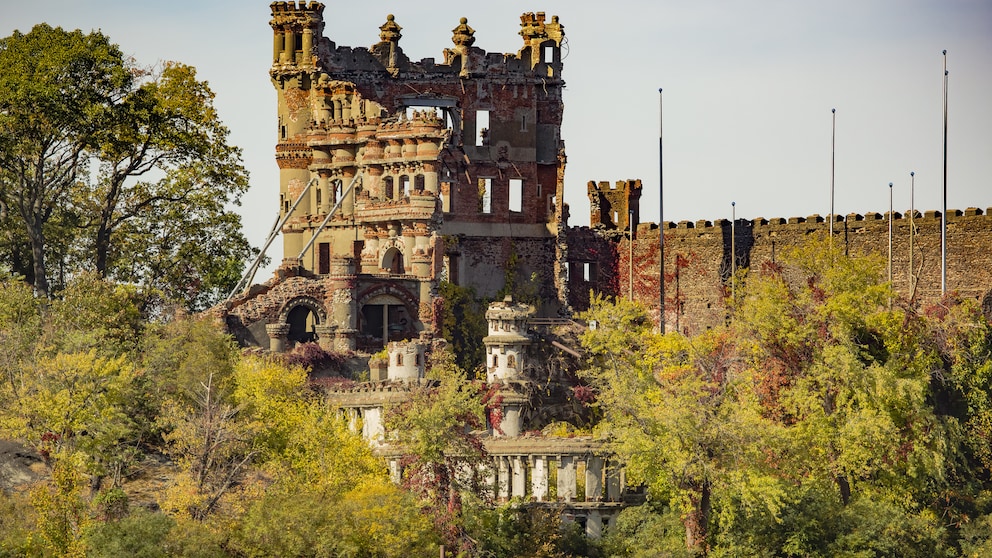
[
  {"left": 269, "top": 1, "right": 324, "bottom": 70},
  {"left": 386, "top": 340, "right": 426, "bottom": 382},
  {"left": 483, "top": 295, "right": 534, "bottom": 383}
]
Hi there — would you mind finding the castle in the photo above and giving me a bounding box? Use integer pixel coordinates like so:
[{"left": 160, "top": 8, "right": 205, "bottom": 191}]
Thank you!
[{"left": 212, "top": 2, "right": 992, "bottom": 536}]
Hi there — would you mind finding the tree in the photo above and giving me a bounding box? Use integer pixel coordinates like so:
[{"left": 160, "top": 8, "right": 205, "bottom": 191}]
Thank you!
[
  {"left": 383, "top": 345, "right": 487, "bottom": 550},
  {"left": 0, "top": 25, "right": 253, "bottom": 308},
  {"left": 79, "top": 62, "right": 254, "bottom": 310},
  {"left": 578, "top": 296, "right": 784, "bottom": 555},
  {"left": 0, "top": 24, "right": 130, "bottom": 296}
]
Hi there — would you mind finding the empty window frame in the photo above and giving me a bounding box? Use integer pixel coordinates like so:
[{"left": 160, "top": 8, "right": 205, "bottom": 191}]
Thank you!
[
  {"left": 509, "top": 178, "right": 523, "bottom": 213},
  {"left": 476, "top": 110, "right": 490, "bottom": 147},
  {"left": 543, "top": 45, "right": 554, "bottom": 64},
  {"left": 479, "top": 178, "right": 492, "bottom": 214}
]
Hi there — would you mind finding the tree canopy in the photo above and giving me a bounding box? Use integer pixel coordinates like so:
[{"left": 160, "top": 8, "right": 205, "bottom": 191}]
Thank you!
[{"left": 0, "top": 24, "right": 252, "bottom": 309}]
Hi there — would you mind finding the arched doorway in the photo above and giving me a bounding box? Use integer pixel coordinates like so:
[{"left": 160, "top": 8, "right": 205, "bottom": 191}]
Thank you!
[
  {"left": 278, "top": 296, "right": 327, "bottom": 347},
  {"left": 287, "top": 305, "right": 318, "bottom": 344}
]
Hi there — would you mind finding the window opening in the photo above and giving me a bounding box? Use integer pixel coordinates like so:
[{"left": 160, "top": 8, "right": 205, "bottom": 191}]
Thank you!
[
  {"left": 479, "top": 178, "right": 492, "bottom": 214},
  {"left": 384, "top": 176, "right": 394, "bottom": 200},
  {"left": 400, "top": 175, "right": 410, "bottom": 198},
  {"left": 509, "top": 178, "right": 523, "bottom": 213},
  {"left": 583, "top": 262, "right": 591, "bottom": 282},
  {"left": 396, "top": 353, "right": 403, "bottom": 366},
  {"left": 476, "top": 110, "right": 490, "bottom": 147},
  {"left": 543, "top": 45, "right": 554, "bottom": 63},
  {"left": 382, "top": 247, "right": 404, "bottom": 274},
  {"left": 507, "top": 354, "right": 516, "bottom": 369},
  {"left": 318, "top": 243, "right": 330, "bottom": 275},
  {"left": 520, "top": 113, "right": 528, "bottom": 132}
]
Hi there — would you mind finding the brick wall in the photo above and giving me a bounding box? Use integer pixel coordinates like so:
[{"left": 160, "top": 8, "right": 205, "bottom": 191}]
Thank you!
[{"left": 570, "top": 208, "right": 992, "bottom": 333}]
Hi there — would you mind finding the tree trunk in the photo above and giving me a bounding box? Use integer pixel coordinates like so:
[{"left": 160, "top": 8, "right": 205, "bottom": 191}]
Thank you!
[
  {"left": 25, "top": 213, "right": 50, "bottom": 298},
  {"left": 684, "top": 479, "right": 712, "bottom": 556}
]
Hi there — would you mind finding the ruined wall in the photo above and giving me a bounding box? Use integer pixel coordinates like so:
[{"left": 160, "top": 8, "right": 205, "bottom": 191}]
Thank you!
[
  {"left": 250, "top": 3, "right": 573, "bottom": 353},
  {"left": 570, "top": 207, "right": 992, "bottom": 334}
]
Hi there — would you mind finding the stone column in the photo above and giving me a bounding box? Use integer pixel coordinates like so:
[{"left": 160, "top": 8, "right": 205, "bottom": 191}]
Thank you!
[
  {"left": 314, "top": 324, "right": 335, "bottom": 352},
  {"left": 272, "top": 29, "right": 283, "bottom": 63},
  {"left": 556, "top": 456, "right": 576, "bottom": 502},
  {"left": 423, "top": 161, "right": 440, "bottom": 193},
  {"left": 531, "top": 456, "right": 548, "bottom": 502},
  {"left": 586, "top": 510, "right": 603, "bottom": 539},
  {"left": 511, "top": 456, "right": 526, "bottom": 498},
  {"left": 301, "top": 28, "right": 313, "bottom": 66},
  {"left": 280, "top": 26, "right": 293, "bottom": 63},
  {"left": 342, "top": 167, "right": 356, "bottom": 218},
  {"left": 606, "top": 459, "right": 622, "bottom": 502},
  {"left": 389, "top": 459, "right": 402, "bottom": 485},
  {"left": 501, "top": 404, "right": 521, "bottom": 437},
  {"left": 362, "top": 406, "right": 384, "bottom": 446},
  {"left": 265, "top": 323, "right": 290, "bottom": 353},
  {"left": 346, "top": 408, "right": 359, "bottom": 433},
  {"left": 402, "top": 226, "right": 415, "bottom": 272},
  {"left": 585, "top": 456, "right": 603, "bottom": 501},
  {"left": 497, "top": 457, "right": 510, "bottom": 502},
  {"left": 317, "top": 171, "right": 331, "bottom": 214},
  {"left": 365, "top": 165, "right": 383, "bottom": 200}
]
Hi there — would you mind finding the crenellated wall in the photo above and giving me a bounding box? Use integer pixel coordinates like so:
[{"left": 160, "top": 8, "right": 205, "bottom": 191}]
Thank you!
[{"left": 569, "top": 205, "right": 992, "bottom": 334}]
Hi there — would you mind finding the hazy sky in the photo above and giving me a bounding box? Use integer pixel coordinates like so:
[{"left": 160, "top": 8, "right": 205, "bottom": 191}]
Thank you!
[{"left": 4, "top": 0, "right": 991, "bottom": 272}]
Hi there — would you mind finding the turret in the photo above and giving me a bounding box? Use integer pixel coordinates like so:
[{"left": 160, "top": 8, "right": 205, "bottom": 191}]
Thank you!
[
  {"left": 483, "top": 295, "right": 534, "bottom": 383},
  {"left": 588, "top": 179, "right": 642, "bottom": 232}
]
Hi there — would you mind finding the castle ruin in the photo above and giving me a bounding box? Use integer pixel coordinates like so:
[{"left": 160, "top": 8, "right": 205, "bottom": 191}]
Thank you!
[{"left": 210, "top": 1, "right": 992, "bottom": 537}]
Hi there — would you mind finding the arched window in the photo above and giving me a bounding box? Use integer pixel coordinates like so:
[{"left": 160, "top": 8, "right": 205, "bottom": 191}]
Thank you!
[
  {"left": 507, "top": 354, "right": 516, "bottom": 369},
  {"left": 382, "top": 247, "right": 404, "bottom": 274},
  {"left": 492, "top": 355, "right": 498, "bottom": 367}
]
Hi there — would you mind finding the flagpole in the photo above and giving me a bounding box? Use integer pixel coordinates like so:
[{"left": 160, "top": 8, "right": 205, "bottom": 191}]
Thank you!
[
  {"left": 659, "top": 88, "right": 665, "bottom": 334},
  {"left": 941, "top": 50, "right": 948, "bottom": 294}
]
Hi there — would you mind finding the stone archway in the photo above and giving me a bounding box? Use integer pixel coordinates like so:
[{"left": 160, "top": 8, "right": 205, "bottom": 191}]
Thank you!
[{"left": 277, "top": 296, "right": 328, "bottom": 346}]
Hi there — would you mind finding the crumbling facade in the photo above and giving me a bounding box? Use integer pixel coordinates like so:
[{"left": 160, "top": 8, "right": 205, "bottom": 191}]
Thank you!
[{"left": 220, "top": 1, "right": 569, "bottom": 354}]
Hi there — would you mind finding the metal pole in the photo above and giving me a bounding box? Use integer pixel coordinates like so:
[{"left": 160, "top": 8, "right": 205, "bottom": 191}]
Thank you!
[
  {"left": 909, "top": 171, "right": 915, "bottom": 295},
  {"left": 658, "top": 88, "right": 665, "bottom": 334},
  {"left": 889, "top": 182, "right": 892, "bottom": 310},
  {"left": 628, "top": 209, "right": 634, "bottom": 300},
  {"left": 941, "top": 50, "right": 948, "bottom": 294},
  {"left": 731, "top": 201, "right": 736, "bottom": 302},
  {"left": 830, "top": 108, "right": 836, "bottom": 248},
  {"left": 227, "top": 177, "right": 317, "bottom": 299}
]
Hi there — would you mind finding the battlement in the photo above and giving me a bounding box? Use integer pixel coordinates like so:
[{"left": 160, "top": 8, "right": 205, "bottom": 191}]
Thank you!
[{"left": 630, "top": 207, "right": 991, "bottom": 231}]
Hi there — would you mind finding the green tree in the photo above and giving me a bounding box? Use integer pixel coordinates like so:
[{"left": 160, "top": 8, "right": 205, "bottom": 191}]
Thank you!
[
  {"left": 0, "top": 24, "right": 130, "bottom": 296},
  {"left": 384, "top": 345, "right": 487, "bottom": 550},
  {"left": 579, "top": 296, "right": 784, "bottom": 555},
  {"left": 0, "top": 25, "right": 253, "bottom": 308}
]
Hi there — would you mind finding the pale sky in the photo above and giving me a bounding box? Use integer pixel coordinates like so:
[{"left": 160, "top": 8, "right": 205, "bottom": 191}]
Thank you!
[{"left": 4, "top": 1, "right": 991, "bottom": 275}]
